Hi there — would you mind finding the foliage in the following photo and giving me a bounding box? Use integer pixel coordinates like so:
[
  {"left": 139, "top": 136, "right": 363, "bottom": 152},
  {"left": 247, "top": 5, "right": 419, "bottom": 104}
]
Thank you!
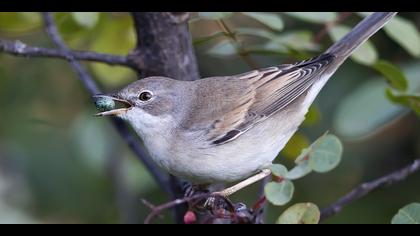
[
  {"left": 277, "top": 202, "right": 320, "bottom": 224},
  {"left": 264, "top": 134, "right": 342, "bottom": 222},
  {"left": 391, "top": 203, "right": 420, "bottom": 224}
]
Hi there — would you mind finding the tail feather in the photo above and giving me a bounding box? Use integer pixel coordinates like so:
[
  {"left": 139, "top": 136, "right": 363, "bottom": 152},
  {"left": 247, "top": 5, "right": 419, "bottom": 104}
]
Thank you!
[{"left": 326, "top": 12, "right": 397, "bottom": 64}]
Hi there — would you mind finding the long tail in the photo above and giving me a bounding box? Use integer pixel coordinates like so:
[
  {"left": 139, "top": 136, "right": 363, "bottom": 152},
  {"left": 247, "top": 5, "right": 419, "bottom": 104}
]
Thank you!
[{"left": 326, "top": 12, "right": 397, "bottom": 65}]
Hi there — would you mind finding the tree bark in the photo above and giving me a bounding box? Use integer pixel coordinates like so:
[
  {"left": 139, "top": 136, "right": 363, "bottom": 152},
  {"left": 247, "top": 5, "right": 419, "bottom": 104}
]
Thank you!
[{"left": 130, "top": 12, "right": 200, "bottom": 80}]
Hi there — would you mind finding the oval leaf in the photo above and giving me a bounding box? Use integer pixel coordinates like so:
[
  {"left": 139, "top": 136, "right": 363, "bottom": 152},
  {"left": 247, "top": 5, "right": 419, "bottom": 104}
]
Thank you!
[
  {"left": 329, "top": 25, "right": 378, "bottom": 65},
  {"left": 277, "top": 202, "right": 320, "bottom": 224},
  {"left": 373, "top": 60, "right": 408, "bottom": 91},
  {"left": 236, "top": 27, "right": 276, "bottom": 39},
  {"left": 391, "top": 203, "right": 420, "bottom": 224},
  {"left": 285, "top": 161, "right": 312, "bottom": 180},
  {"left": 334, "top": 80, "right": 407, "bottom": 139},
  {"left": 384, "top": 16, "right": 420, "bottom": 57},
  {"left": 198, "top": 12, "right": 233, "bottom": 20},
  {"left": 89, "top": 14, "right": 136, "bottom": 86},
  {"left": 207, "top": 40, "right": 237, "bottom": 57},
  {"left": 242, "top": 12, "right": 284, "bottom": 31},
  {"left": 264, "top": 180, "right": 294, "bottom": 206},
  {"left": 285, "top": 12, "right": 337, "bottom": 24},
  {"left": 333, "top": 61, "right": 420, "bottom": 139},
  {"left": 270, "top": 164, "right": 288, "bottom": 177},
  {"left": 294, "top": 146, "right": 311, "bottom": 164},
  {"left": 308, "top": 134, "right": 343, "bottom": 173},
  {"left": 274, "top": 30, "right": 320, "bottom": 52}
]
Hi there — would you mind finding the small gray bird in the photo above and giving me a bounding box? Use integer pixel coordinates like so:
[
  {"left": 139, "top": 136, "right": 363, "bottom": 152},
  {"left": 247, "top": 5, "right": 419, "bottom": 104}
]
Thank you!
[{"left": 94, "top": 12, "right": 396, "bottom": 196}]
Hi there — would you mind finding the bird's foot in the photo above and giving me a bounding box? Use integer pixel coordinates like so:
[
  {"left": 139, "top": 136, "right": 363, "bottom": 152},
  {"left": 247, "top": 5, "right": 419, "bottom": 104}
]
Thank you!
[{"left": 182, "top": 183, "right": 210, "bottom": 198}]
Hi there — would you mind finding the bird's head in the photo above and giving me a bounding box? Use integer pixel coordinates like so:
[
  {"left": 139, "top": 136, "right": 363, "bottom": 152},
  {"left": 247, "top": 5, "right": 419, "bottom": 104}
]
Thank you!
[{"left": 94, "top": 77, "right": 186, "bottom": 135}]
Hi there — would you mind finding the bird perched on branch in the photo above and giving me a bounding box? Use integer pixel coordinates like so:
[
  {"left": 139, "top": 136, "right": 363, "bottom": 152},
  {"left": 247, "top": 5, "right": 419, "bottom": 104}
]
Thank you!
[{"left": 94, "top": 12, "right": 397, "bottom": 197}]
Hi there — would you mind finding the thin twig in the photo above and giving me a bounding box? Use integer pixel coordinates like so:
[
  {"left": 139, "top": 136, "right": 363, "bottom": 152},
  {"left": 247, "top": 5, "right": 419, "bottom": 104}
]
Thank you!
[
  {"left": 0, "top": 39, "right": 139, "bottom": 71},
  {"left": 144, "top": 193, "right": 215, "bottom": 224},
  {"left": 253, "top": 175, "right": 270, "bottom": 224},
  {"left": 320, "top": 158, "right": 420, "bottom": 221},
  {"left": 40, "top": 12, "right": 172, "bottom": 196},
  {"left": 216, "top": 19, "right": 259, "bottom": 69},
  {"left": 42, "top": 12, "right": 99, "bottom": 94}
]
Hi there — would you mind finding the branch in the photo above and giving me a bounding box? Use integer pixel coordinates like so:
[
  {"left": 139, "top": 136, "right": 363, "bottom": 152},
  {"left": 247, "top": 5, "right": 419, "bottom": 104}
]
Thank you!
[
  {"left": 40, "top": 12, "right": 172, "bottom": 196},
  {"left": 143, "top": 193, "right": 214, "bottom": 224},
  {"left": 321, "top": 158, "right": 420, "bottom": 221},
  {"left": 216, "top": 19, "right": 259, "bottom": 69},
  {"left": 0, "top": 39, "right": 138, "bottom": 71}
]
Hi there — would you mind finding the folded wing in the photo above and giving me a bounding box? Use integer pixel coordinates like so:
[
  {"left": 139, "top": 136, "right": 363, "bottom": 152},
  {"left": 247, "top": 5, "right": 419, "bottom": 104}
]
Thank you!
[{"left": 182, "top": 54, "right": 335, "bottom": 146}]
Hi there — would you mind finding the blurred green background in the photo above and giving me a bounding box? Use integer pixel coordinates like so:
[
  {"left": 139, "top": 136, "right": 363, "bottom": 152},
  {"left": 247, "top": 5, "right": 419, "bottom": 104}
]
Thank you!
[{"left": 0, "top": 12, "right": 419, "bottom": 224}]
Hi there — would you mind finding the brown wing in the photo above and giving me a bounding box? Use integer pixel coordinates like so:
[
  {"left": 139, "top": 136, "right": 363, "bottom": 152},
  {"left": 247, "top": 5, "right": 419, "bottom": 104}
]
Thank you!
[{"left": 182, "top": 54, "right": 335, "bottom": 146}]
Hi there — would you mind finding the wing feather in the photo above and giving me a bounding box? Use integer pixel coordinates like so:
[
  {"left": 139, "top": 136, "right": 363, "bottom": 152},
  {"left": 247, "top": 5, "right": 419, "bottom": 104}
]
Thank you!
[{"left": 182, "top": 54, "right": 335, "bottom": 146}]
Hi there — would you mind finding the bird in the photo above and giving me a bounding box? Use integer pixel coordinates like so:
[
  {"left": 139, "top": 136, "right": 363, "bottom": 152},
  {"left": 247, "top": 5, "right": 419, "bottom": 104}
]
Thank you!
[{"left": 94, "top": 12, "right": 397, "bottom": 197}]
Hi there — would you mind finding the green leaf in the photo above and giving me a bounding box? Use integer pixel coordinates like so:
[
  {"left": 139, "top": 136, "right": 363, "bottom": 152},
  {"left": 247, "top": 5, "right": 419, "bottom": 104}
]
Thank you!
[
  {"left": 198, "top": 12, "right": 233, "bottom": 20},
  {"left": 373, "top": 60, "right": 408, "bottom": 91},
  {"left": 241, "top": 12, "right": 284, "bottom": 31},
  {"left": 333, "top": 62, "right": 420, "bottom": 139},
  {"left": 235, "top": 27, "right": 276, "bottom": 39},
  {"left": 274, "top": 30, "right": 320, "bottom": 52},
  {"left": 329, "top": 25, "right": 378, "bottom": 65},
  {"left": 294, "top": 146, "right": 311, "bottom": 164},
  {"left": 89, "top": 14, "right": 136, "bottom": 87},
  {"left": 71, "top": 12, "right": 100, "bottom": 29},
  {"left": 384, "top": 16, "right": 420, "bottom": 57},
  {"left": 264, "top": 180, "right": 294, "bottom": 206},
  {"left": 54, "top": 12, "right": 89, "bottom": 45},
  {"left": 257, "top": 42, "right": 289, "bottom": 54},
  {"left": 334, "top": 79, "right": 407, "bottom": 139},
  {"left": 285, "top": 161, "right": 312, "bottom": 180},
  {"left": 391, "top": 203, "right": 420, "bottom": 224},
  {"left": 386, "top": 89, "right": 420, "bottom": 117},
  {"left": 276, "top": 202, "right": 320, "bottom": 224},
  {"left": 270, "top": 164, "right": 288, "bottom": 177},
  {"left": 285, "top": 12, "right": 337, "bottom": 24},
  {"left": 308, "top": 134, "right": 343, "bottom": 173},
  {"left": 207, "top": 40, "right": 237, "bottom": 57}
]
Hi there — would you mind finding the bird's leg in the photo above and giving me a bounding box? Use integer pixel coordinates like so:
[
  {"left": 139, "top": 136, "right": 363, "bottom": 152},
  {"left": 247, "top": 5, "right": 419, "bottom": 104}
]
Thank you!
[
  {"left": 203, "top": 169, "right": 271, "bottom": 209},
  {"left": 183, "top": 182, "right": 210, "bottom": 197},
  {"left": 215, "top": 168, "right": 272, "bottom": 197}
]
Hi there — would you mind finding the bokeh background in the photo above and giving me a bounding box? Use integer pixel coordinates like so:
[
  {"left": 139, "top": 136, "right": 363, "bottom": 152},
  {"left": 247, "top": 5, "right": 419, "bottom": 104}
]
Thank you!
[{"left": 0, "top": 12, "right": 419, "bottom": 224}]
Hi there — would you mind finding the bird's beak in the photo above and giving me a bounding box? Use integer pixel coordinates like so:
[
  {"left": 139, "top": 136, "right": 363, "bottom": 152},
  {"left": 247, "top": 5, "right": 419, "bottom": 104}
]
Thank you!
[{"left": 93, "top": 94, "right": 133, "bottom": 117}]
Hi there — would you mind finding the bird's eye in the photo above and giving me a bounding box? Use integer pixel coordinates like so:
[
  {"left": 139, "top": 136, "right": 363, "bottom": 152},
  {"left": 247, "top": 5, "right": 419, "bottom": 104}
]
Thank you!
[{"left": 139, "top": 91, "right": 153, "bottom": 101}]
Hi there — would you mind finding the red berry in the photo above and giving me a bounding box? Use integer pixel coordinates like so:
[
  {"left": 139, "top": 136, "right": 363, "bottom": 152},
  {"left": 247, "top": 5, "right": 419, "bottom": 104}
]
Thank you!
[{"left": 183, "top": 210, "right": 197, "bottom": 224}]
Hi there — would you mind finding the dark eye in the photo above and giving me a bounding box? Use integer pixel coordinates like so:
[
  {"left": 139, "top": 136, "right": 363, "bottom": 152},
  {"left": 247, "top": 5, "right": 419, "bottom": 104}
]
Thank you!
[{"left": 139, "top": 91, "right": 153, "bottom": 101}]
